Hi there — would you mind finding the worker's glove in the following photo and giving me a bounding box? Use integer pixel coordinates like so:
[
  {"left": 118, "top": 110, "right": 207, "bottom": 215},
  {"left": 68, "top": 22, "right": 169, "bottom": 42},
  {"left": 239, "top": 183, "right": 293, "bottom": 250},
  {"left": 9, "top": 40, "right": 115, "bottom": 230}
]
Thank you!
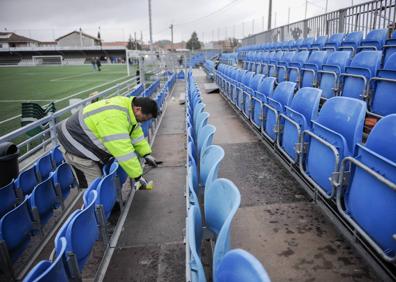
[
  {"left": 134, "top": 175, "right": 148, "bottom": 190},
  {"left": 144, "top": 154, "right": 158, "bottom": 167}
]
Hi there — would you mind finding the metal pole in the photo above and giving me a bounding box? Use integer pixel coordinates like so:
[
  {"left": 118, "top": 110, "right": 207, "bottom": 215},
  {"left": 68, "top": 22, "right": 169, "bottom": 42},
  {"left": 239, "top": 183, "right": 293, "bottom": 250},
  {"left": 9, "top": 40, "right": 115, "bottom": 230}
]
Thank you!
[
  {"left": 275, "top": 12, "right": 277, "bottom": 27},
  {"left": 325, "top": 0, "right": 329, "bottom": 13},
  {"left": 288, "top": 7, "right": 291, "bottom": 24},
  {"left": 148, "top": 0, "right": 153, "bottom": 50},
  {"left": 267, "top": 0, "right": 272, "bottom": 30},
  {"left": 126, "top": 49, "right": 130, "bottom": 76},
  {"left": 305, "top": 0, "right": 308, "bottom": 19},
  {"left": 170, "top": 24, "right": 174, "bottom": 50},
  {"left": 134, "top": 32, "right": 137, "bottom": 50}
]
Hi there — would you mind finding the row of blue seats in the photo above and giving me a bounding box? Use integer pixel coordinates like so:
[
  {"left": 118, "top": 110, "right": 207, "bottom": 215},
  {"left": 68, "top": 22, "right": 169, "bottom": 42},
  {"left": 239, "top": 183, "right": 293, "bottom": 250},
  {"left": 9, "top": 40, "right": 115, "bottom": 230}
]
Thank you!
[
  {"left": 0, "top": 147, "right": 79, "bottom": 278},
  {"left": 219, "top": 52, "right": 238, "bottom": 65},
  {"left": 215, "top": 66, "right": 396, "bottom": 263},
  {"left": 218, "top": 49, "right": 396, "bottom": 117},
  {"left": 188, "top": 51, "right": 220, "bottom": 68},
  {"left": 238, "top": 29, "right": 396, "bottom": 61},
  {"left": 186, "top": 71, "right": 271, "bottom": 282},
  {"left": 23, "top": 159, "right": 126, "bottom": 281}
]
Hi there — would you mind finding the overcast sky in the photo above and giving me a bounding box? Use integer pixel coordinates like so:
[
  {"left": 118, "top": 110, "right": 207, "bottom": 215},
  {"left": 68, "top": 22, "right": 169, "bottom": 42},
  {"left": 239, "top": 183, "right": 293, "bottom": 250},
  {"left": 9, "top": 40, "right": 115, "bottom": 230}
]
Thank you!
[{"left": 0, "top": 0, "right": 370, "bottom": 43}]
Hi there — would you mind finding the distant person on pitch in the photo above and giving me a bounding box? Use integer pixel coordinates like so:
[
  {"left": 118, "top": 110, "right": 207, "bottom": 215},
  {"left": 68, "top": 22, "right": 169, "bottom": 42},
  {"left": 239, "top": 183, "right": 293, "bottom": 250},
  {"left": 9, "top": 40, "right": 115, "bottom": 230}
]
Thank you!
[
  {"left": 91, "top": 58, "right": 96, "bottom": 71},
  {"left": 96, "top": 58, "right": 102, "bottom": 71}
]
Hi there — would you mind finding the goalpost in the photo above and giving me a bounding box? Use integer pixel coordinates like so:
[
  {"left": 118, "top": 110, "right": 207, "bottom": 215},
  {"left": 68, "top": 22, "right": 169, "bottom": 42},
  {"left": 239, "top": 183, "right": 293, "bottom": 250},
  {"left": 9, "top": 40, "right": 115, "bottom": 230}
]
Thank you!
[{"left": 32, "top": 55, "right": 63, "bottom": 66}]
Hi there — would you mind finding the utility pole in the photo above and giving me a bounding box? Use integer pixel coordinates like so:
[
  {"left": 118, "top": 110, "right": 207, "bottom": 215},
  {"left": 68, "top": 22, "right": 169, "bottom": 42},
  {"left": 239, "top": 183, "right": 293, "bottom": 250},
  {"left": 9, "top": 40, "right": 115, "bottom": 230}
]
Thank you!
[
  {"left": 134, "top": 32, "right": 137, "bottom": 50},
  {"left": 288, "top": 7, "right": 291, "bottom": 24},
  {"left": 325, "top": 0, "right": 329, "bottom": 13},
  {"left": 267, "top": 0, "right": 272, "bottom": 30},
  {"left": 169, "top": 24, "right": 174, "bottom": 50},
  {"left": 148, "top": 0, "right": 153, "bottom": 50},
  {"left": 305, "top": 0, "right": 308, "bottom": 19}
]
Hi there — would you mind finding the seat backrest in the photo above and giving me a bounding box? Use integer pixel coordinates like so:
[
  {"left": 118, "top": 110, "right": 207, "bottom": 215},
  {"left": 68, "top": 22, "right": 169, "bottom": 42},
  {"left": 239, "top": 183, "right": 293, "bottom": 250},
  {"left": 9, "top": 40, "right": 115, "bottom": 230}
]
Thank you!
[
  {"left": 66, "top": 190, "right": 98, "bottom": 271},
  {"left": 96, "top": 165, "right": 118, "bottom": 220},
  {"left": 317, "top": 97, "right": 366, "bottom": 154},
  {"left": 205, "top": 178, "right": 241, "bottom": 280},
  {"left": 301, "top": 37, "right": 315, "bottom": 49},
  {"left": 269, "top": 81, "right": 296, "bottom": 111},
  {"left": 188, "top": 205, "right": 206, "bottom": 282},
  {"left": 304, "top": 51, "right": 328, "bottom": 68},
  {"left": 35, "top": 153, "right": 54, "bottom": 181},
  {"left": 324, "top": 33, "right": 345, "bottom": 49},
  {"left": 290, "top": 50, "right": 310, "bottom": 66},
  {"left": 83, "top": 177, "right": 101, "bottom": 207},
  {"left": 16, "top": 166, "right": 39, "bottom": 195},
  {"left": 30, "top": 177, "right": 57, "bottom": 224},
  {"left": 242, "top": 71, "right": 255, "bottom": 86},
  {"left": 52, "top": 163, "right": 76, "bottom": 199},
  {"left": 360, "top": 28, "right": 388, "bottom": 50},
  {"left": 340, "top": 31, "right": 363, "bottom": 50},
  {"left": 256, "top": 77, "right": 276, "bottom": 98},
  {"left": 370, "top": 52, "right": 396, "bottom": 116},
  {"left": 51, "top": 146, "right": 65, "bottom": 168},
  {"left": 215, "top": 249, "right": 271, "bottom": 282},
  {"left": 200, "top": 145, "right": 224, "bottom": 188},
  {"left": 287, "top": 87, "right": 322, "bottom": 128},
  {"left": 248, "top": 74, "right": 265, "bottom": 92},
  {"left": 0, "top": 197, "right": 33, "bottom": 261},
  {"left": 197, "top": 124, "right": 216, "bottom": 159},
  {"left": 311, "top": 35, "right": 328, "bottom": 50},
  {"left": 322, "top": 50, "right": 352, "bottom": 73},
  {"left": 194, "top": 112, "right": 209, "bottom": 137},
  {"left": 279, "top": 51, "right": 296, "bottom": 64},
  {"left": 23, "top": 237, "right": 69, "bottom": 282},
  {"left": 188, "top": 166, "right": 199, "bottom": 206},
  {"left": 0, "top": 180, "right": 16, "bottom": 218}
]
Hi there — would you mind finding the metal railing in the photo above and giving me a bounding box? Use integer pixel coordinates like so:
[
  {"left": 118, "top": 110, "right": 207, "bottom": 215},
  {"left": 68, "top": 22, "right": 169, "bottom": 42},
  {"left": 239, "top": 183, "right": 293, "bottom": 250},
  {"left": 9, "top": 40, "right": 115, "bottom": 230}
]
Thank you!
[{"left": 242, "top": 0, "right": 396, "bottom": 45}]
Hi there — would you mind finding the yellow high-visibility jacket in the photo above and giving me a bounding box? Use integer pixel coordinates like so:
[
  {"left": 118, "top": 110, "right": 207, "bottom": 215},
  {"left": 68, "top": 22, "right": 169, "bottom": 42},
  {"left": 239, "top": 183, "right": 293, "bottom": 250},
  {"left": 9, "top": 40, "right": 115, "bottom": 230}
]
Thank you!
[{"left": 58, "top": 96, "right": 151, "bottom": 179}]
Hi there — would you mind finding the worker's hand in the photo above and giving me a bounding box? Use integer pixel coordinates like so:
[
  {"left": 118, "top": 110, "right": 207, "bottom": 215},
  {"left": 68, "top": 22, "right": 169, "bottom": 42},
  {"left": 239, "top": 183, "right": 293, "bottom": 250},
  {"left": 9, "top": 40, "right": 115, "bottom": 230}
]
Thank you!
[
  {"left": 144, "top": 154, "right": 158, "bottom": 167},
  {"left": 134, "top": 175, "right": 148, "bottom": 190}
]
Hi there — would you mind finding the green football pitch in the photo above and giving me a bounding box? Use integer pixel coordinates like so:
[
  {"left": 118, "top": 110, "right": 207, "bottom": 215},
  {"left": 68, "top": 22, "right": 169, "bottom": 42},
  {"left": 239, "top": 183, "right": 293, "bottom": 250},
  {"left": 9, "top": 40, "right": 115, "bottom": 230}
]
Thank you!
[{"left": 0, "top": 64, "right": 136, "bottom": 136}]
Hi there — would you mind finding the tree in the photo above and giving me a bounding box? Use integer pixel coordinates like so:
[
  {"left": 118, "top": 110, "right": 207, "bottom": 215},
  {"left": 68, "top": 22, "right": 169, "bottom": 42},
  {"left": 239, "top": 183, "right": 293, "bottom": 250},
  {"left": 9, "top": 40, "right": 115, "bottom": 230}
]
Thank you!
[{"left": 186, "top": 32, "right": 201, "bottom": 50}]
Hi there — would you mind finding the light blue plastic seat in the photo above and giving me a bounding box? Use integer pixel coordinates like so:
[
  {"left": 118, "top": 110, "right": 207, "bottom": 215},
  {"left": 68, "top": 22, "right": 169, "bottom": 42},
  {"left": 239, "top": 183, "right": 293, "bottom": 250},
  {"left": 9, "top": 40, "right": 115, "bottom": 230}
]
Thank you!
[
  {"left": 263, "top": 81, "right": 296, "bottom": 142},
  {"left": 23, "top": 237, "right": 68, "bottom": 282},
  {"left": 337, "top": 114, "right": 396, "bottom": 262},
  {"left": 188, "top": 166, "right": 199, "bottom": 207},
  {"left": 216, "top": 249, "right": 271, "bottom": 282},
  {"left": 194, "top": 112, "right": 209, "bottom": 138},
  {"left": 188, "top": 205, "right": 206, "bottom": 282},
  {"left": 200, "top": 145, "right": 224, "bottom": 188},
  {"left": 29, "top": 177, "right": 58, "bottom": 225},
  {"left": 197, "top": 124, "right": 216, "bottom": 160},
  {"left": 300, "top": 37, "right": 315, "bottom": 50},
  {"left": 268, "top": 51, "right": 284, "bottom": 77},
  {"left": 35, "top": 153, "right": 54, "bottom": 181},
  {"left": 252, "top": 77, "right": 276, "bottom": 129},
  {"left": 278, "top": 87, "right": 321, "bottom": 162},
  {"left": 338, "top": 31, "right": 363, "bottom": 52},
  {"left": 323, "top": 33, "right": 345, "bottom": 51},
  {"left": 83, "top": 177, "right": 101, "bottom": 207},
  {"left": 287, "top": 51, "right": 310, "bottom": 83},
  {"left": 369, "top": 52, "right": 396, "bottom": 116},
  {"left": 242, "top": 73, "right": 265, "bottom": 118},
  {"left": 303, "top": 97, "right": 366, "bottom": 198},
  {"left": 277, "top": 51, "right": 296, "bottom": 82},
  {"left": 358, "top": 28, "right": 388, "bottom": 51},
  {"left": 318, "top": 51, "right": 352, "bottom": 98},
  {"left": 310, "top": 36, "right": 328, "bottom": 50},
  {"left": 339, "top": 51, "right": 382, "bottom": 100},
  {"left": 204, "top": 178, "right": 241, "bottom": 281},
  {"left": 300, "top": 51, "right": 329, "bottom": 87},
  {"left": 0, "top": 180, "right": 17, "bottom": 218},
  {"left": 96, "top": 164, "right": 118, "bottom": 220},
  {"left": 238, "top": 71, "right": 255, "bottom": 111},
  {"left": 51, "top": 163, "right": 77, "bottom": 201},
  {"left": 384, "top": 30, "right": 396, "bottom": 63},
  {"left": 56, "top": 190, "right": 98, "bottom": 273},
  {"left": 16, "top": 166, "right": 39, "bottom": 195},
  {"left": 0, "top": 197, "right": 33, "bottom": 262}
]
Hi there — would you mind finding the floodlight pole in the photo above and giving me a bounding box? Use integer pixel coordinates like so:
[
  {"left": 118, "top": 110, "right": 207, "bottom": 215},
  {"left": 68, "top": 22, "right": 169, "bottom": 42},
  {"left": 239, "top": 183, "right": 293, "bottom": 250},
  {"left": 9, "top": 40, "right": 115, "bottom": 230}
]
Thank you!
[
  {"left": 267, "top": 0, "right": 272, "bottom": 30},
  {"left": 148, "top": 0, "right": 153, "bottom": 51},
  {"left": 170, "top": 24, "right": 174, "bottom": 51}
]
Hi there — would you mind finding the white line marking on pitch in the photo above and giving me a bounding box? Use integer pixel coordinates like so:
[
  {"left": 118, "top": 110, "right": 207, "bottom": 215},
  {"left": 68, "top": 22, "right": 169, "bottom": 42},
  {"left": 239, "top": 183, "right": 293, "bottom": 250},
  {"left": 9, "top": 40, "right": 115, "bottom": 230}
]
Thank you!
[{"left": 50, "top": 71, "right": 127, "bottom": 82}]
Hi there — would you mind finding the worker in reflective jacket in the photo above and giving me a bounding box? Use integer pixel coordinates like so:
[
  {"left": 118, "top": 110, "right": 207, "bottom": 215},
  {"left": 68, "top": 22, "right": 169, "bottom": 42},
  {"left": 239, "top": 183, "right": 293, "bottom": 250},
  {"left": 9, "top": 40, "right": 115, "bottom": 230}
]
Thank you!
[{"left": 57, "top": 96, "right": 159, "bottom": 188}]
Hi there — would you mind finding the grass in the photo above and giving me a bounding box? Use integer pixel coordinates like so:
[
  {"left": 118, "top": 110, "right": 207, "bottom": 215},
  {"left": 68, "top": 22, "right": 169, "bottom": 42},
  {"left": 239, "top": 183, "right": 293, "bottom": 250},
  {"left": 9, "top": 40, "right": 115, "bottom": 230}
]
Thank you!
[{"left": 0, "top": 64, "right": 136, "bottom": 136}]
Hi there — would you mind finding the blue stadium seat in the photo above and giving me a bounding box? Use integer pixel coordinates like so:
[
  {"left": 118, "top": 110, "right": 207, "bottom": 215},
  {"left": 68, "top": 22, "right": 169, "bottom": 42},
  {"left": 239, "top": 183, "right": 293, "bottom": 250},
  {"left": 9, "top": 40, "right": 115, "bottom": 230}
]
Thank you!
[
  {"left": 95, "top": 163, "right": 118, "bottom": 220},
  {"left": 50, "top": 146, "right": 65, "bottom": 168},
  {"left": 23, "top": 237, "right": 68, "bottom": 282},
  {"left": 323, "top": 33, "right": 345, "bottom": 51},
  {"left": 277, "top": 51, "right": 296, "bottom": 82},
  {"left": 16, "top": 166, "right": 39, "bottom": 195},
  {"left": 200, "top": 145, "right": 224, "bottom": 188},
  {"left": 358, "top": 28, "right": 388, "bottom": 51},
  {"left": 251, "top": 77, "right": 276, "bottom": 129},
  {"left": 29, "top": 177, "right": 58, "bottom": 226},
  {"left": 339, "top": 51, "right": 382, "bottom": 100},
  {"left": 197, "top": 124, "right": 216, "bottom": 160},
  {"left": 300, "top": 37, "right": 315, "bottom": 50},
  {"left": 262, "top": 82, "right": 296, "bottom": 142},
  {"left": 384, "top": 30, "right": 396, "bottom": 63},
  {"left": 261, "top": 52, "right": 274, "bottom": 75},
  {"left": 83, "top": 177, "right": 101, "bottom": 208},
  {"left": 242, "top": 73, "right": 265, "bottom": 118},
  {"left": 188, "top": 166, "right": 199, "bottom": 207},
  {"left": 35, "top": 153, "right": 54, "bottom": 181},
  {"left": 188, "top": 205, "right": 206, "bottom": 282},
  {"left": 56, "top": 190, "right": 98, "bottom": 274},
  {"left": 287, "top": 51, "right": 310, "bottom": 83},
  {"left": 278, "top": 87, "right": 322, "bottom": 162},
  {"left": 294, "top": 39, "right": 304, "bottom": 50},
  {"left": 302, "top": 97, "right": 366, "bottom": 198},
  {"left": 51, "top": 163, "right": 77, "bottom": 202},
  {"left": 268, "top": 51, "right": 284, "bottom": 77},
  {"left": 338, "top": 31, "right": 363, "bottom": 53},
  {"left": 300, "top": 51, "right": 329, "bottom": 88},
  {"left": 0, "top": 197, "right": 33, "bottom": 262},
  {"left": 194, "top": 112, "right": 209, "bottom": 138},
  {"left": 204, "top": 178, "right": 241, "bottom": 281},
  {"left": 337, "top": 114, "right": 396, "bottom": 262},
  {"left": 318, "top": 51, "right": 352, "bottom": 98},
  {"left": 102, "top": 159, "right": 128, "bottom": 186},
  {"left": 310, "top": 36, "right": 328, "bottom": 50},
  {"left": 238, "top": 71, "right": 255, "bottom": 111},
  {"left": 369, "top": 52, "right": 396, "bottom": 116},
  {"left": 216, "top": 249, "right": 271, "bottom": 282},
  {"left": 0, "top": 180, "right": 17, "bottom": 218}
]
